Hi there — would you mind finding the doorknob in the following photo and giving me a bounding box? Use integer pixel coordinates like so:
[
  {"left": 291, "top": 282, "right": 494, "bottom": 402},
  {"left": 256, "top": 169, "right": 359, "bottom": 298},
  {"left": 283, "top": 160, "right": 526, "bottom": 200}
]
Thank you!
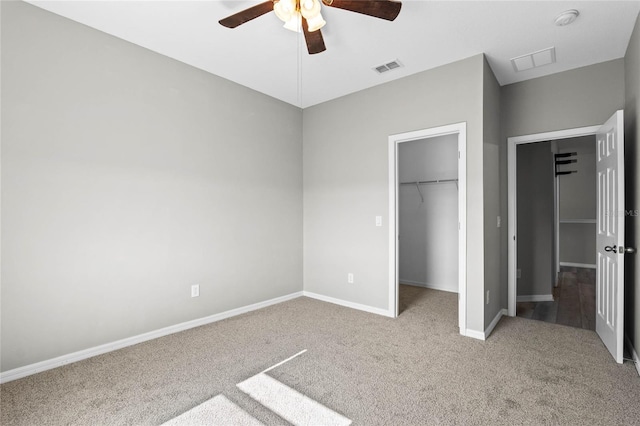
[
  {"left": 620, "top": 246, "right": 636, "bottom": 254},
  {"left": 604, "top": 246, "right": 617, "bottom": 253}
]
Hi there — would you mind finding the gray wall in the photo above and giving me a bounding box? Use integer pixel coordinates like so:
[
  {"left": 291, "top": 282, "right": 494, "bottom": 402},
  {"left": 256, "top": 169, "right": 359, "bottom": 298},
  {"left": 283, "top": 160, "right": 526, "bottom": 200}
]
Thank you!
[
  {"left": 501, "top": 59, "right": 625, "bottom": 138},
  {"left": 500, "top": 59, "right": 626, "bottom": 306},
  {"left": 559, "top": 223, "right": 596, "bottom": 265},
  {"left": 557, "top": 138, "right": 597, "bottom": 220},
  {"left": 516, "top": 142, "right": 554, "bottom": 297},
  {"left": 624, "top": 13, "right": 640, "bottom": 361},
  {"left": 1, "top": 2, "right": 303, "bottom": 372},
  {"left": 398, "top": 135, "right": 458, "bottom": 292},
  {"left": 557, "top": 136, "right": 597, "bottom": 266},
  {"left": 303, "top": 55, "right": 487, "bottom": 333},
  {"left": 483, "top": 57, "right": 502, "bottom": 325}
]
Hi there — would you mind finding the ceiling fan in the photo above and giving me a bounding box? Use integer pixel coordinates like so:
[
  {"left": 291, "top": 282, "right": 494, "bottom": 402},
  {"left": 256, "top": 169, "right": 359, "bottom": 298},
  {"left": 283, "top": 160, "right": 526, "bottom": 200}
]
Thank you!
[{"left": 219, "top": 0, "right": 402, "bottom": 55}]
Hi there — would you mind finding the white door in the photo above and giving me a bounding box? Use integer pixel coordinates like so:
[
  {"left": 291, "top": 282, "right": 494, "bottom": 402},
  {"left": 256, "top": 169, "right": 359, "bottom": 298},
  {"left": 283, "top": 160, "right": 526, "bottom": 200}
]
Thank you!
[{"left": 595, "top": 110, "right": 625, "bottom": 364}]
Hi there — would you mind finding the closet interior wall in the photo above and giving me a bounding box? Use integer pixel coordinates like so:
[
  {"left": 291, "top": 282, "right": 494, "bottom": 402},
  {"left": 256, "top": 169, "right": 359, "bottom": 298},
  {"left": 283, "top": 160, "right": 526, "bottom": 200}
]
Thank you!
[
  {"left": 556, "top": 136, "right": 597, "bottom": 269},
  {"left": 516, "top": 142, "right": 555, "bottom": 298},
  {"left": 398, "top": 134, "right": 459, "bottom": 293}
]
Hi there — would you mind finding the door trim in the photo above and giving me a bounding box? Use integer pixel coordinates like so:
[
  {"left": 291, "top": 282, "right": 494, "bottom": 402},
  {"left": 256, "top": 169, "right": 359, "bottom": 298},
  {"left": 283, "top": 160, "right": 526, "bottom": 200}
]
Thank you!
[
  {"left": 507, "top": 125, "right": 600, "bottom": 317},
  {"left": 388, "top": 122, "right": 467, "bottom": 334}
]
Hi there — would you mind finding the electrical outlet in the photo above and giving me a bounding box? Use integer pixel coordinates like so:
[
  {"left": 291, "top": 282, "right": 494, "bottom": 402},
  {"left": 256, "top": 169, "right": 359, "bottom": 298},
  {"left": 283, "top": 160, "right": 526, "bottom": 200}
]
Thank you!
[
  {"left": 517, "top": 269, "right": 521, "bottom": 279},
  {"left": 347, "top": 273, "right": 354, "bottom": 284},
  {"left": 375, "top": 216, "right": 382, "bottom": 227},
  {"left": 191, "top": 284, "right": 200, "bottom": 298},
  {"left": 486, "top": 290, "right": 490, "bottom": 305},
  {"left": 497, "top": 216, "right": 501, "bottom": 228}
]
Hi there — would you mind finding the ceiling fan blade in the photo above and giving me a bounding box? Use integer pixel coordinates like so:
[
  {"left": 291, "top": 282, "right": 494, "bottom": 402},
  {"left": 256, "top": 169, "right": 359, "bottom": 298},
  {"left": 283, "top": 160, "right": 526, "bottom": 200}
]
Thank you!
[
  {"left": 322, "top": 0, "right": 401, "bottom": 21},
  {"left": 219, "top": 1, "right": 274, "bottom": 28},
  {"left": 302, "top": 17, "right": 326, "bottom": 55}
]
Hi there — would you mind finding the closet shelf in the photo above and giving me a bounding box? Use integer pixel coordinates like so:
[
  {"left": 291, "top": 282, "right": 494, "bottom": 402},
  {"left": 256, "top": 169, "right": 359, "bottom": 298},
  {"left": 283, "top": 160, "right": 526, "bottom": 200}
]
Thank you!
[
  {"left": 399, "top": 178, "right": 458, "bottom": 185},
  {"left": 400, "top": 178, "right": 458, "bottom": 203},
  {"left": 559, "top": 219, "right": 596, "bottom": 224}
]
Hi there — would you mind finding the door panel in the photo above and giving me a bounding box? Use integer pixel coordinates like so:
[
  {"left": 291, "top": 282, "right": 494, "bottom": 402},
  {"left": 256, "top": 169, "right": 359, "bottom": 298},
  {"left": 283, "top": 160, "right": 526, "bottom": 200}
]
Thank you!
[{"left": 595, "top": 110, "right": 624, "bottom": 364}]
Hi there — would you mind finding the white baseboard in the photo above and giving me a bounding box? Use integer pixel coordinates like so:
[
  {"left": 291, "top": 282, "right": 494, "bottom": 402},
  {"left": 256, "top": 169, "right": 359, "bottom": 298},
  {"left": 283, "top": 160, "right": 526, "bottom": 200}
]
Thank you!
[
  {"left": 0, "top": 291, "right": 304, "bottom": 384},
  {"left": 516, "top": 294, "right": 554, "bottom": 303},
  {"left": 461, "top": 309, "right": 507, "bottom": 341},
  {"left": 559, "top": 262, "right": 597, "bottom": 269},
  {"left": 399, "top": 280, "right": 458, "bottom": 293},
  {"left": 485, "top": 309, "right": 508, "bottom": 339},
  {"left": 625, "top": 334, "right": 640, "bottom": 377},
  {"left": 463, "top": 329, "right": 485, "bottom": 340},
  {"left": 302, "top": 291, "right": 394, "bottom": 318}
]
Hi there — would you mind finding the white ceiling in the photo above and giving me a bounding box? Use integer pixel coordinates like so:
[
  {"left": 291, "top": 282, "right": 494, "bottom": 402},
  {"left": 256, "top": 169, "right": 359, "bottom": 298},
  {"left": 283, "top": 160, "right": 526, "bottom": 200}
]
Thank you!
[{"left": 27, "top": 0, "right": 640, "bottom": 108}]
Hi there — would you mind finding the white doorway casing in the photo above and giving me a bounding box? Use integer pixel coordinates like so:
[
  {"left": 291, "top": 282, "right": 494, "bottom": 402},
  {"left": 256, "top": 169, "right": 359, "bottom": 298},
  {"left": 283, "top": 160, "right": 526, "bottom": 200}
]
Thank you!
[
  {"left": 507, "top": 125, "right": 599, "bottom": 318},
  {"left": 388, "top": 122, "right": 467, "bottom": 335}
]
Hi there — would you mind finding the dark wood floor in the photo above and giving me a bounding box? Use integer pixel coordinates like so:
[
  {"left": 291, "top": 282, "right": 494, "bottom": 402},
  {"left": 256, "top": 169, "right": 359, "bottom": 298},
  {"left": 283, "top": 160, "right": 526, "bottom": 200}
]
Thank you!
[{"left": 517, "top": 267, "right": 596, "bottom": 331}]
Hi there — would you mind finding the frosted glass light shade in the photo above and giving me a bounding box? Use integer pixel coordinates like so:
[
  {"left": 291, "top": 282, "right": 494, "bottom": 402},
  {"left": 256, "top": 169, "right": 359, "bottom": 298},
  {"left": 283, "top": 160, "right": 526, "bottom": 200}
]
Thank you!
[
  {"left": 300, "top": 0, "right": 321, "bottom": 19},
  {"left": 274, "top": 0, "right": 296, "bottom": 22},
  {"left": 283, "top": 13, "right": 302, "bottom": 32}
]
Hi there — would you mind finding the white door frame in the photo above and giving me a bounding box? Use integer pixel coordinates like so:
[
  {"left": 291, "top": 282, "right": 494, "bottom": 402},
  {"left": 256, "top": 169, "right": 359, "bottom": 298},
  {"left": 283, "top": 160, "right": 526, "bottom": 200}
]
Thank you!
[
  {"left": 507, "top": 125, "right": 600, "bottom": 316},
  {"left": 388, "top": 122, "right": 467, "bottom": 334}
]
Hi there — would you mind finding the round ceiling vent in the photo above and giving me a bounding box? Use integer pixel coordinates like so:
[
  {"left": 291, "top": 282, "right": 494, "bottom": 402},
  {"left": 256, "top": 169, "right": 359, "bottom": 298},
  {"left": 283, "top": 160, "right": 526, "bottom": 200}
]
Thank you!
[{"left": 555, "top": 9, "right": 580, "bottom": 26}]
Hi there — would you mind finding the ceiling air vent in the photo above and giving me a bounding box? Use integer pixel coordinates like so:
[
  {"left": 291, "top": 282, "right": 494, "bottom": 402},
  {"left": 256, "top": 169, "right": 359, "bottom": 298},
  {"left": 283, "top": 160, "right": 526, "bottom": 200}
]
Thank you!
[
  {"left": 374, "top": 60, "right": 403, "bottom": 74},
  {"left": 511, "top": 47, "right": 556, "bottom": 72}
]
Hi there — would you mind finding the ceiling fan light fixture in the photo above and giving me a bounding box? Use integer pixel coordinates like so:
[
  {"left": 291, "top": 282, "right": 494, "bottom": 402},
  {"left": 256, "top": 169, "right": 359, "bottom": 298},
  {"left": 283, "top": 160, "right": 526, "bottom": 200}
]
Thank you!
[
  {"left": 219, "top": 0, "right": 403, "bottom": 54},
  {"left": 306, "top": 13, "right": 326, "bottom": 32}
]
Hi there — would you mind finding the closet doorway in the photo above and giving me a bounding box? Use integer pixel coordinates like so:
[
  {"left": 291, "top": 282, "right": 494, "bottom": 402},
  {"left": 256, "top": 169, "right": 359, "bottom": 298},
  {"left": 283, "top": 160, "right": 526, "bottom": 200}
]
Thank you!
[
  {"left": 388, "top": 123, "right": 467, "bottom": 334},
  {"left": 508, "top": 111, "right": 628, "bottom": 363},
  {"left": 514, "top": 135, "right": 597, "bottom": 330}
]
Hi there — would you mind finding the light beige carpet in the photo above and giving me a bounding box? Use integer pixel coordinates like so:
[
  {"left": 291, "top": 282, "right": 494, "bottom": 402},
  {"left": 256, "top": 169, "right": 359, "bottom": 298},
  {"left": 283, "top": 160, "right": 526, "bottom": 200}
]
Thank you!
[
  {"left": 161, "top": 394, "right": 264, "bottom": 426},
  {"left": 2, "top": 285, "right": 639, "bottom": 425}
]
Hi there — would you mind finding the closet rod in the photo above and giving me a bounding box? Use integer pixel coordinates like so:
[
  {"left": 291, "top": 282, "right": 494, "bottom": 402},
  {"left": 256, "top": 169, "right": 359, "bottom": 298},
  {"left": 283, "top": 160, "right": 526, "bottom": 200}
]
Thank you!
[{"left": 399, "top": 178, "right": 458, "bottom": 185}]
